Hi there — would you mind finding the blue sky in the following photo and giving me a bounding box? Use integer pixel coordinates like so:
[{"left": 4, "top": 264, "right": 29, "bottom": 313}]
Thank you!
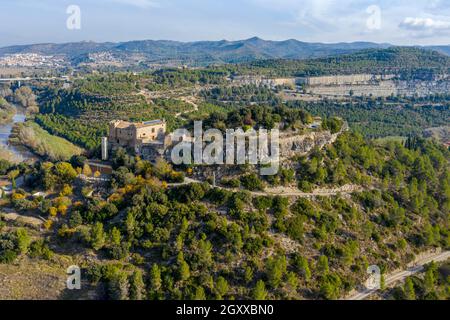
[{"left": 0, "top": 0, "right": 449, "bottom": 47}]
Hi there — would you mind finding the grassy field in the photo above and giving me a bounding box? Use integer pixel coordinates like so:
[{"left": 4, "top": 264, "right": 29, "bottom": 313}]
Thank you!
[{"left": 9, "top": 121, "right": 84, "bottom": 161}]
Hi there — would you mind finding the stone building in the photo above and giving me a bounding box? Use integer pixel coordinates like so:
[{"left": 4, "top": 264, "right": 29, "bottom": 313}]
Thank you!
[{"left": 108, "top": 119, "right": 168, "bottom": 161}]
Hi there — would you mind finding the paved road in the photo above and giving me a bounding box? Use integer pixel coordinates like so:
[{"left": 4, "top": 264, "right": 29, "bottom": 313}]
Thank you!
[{"left": 346, "top": 250, "right": 450, "bottom": 300}]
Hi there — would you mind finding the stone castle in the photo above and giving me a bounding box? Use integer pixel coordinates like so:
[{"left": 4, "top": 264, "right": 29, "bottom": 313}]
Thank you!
[{"left": 108, "top": 119, "right": 168, "bottom": 160}]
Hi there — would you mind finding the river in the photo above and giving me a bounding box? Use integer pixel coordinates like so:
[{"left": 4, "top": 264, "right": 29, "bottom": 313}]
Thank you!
[{"left": 0, "top": 106, "right": 36, "bottom": 162}]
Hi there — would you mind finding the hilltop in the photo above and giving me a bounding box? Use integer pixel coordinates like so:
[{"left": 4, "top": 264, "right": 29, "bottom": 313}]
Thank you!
[{"left": 1, "top": 38, "right": 448, "bottom": 67}]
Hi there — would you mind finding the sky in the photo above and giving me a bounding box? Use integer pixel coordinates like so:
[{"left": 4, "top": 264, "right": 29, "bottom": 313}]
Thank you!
[{"left": 0, "top": 0, "right": 449, "bottom": 47}]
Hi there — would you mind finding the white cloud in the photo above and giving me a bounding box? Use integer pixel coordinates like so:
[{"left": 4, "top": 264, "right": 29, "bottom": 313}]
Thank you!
[
  {"left": 399, "top": 17, "right": 450, "bottom": 30},
  {"left": 109, "top": 0, "right": 160, "bottom": 9}
]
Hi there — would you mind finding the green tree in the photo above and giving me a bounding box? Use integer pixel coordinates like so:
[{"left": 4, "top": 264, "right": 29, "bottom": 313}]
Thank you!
[
  {"left": 109, "top": 227, "right": 122, "bottom": 246},
  {"left": 319, "top": 273, "right": 342, "bottom": 300},
  {"left": 252, "top": 280, "right": 268, "bottom": 300},
  {"left": 424, "top": 262, "right": 437, "bottom": 294},
  {"left": 404, "top": 278, "right": 416, "bottom": 300},
  {"left": 244, "top": 266, "right": 253, "bottom": 283},
  {"left": 215, "top": 276, "right": 229, "bottom": 299},
  {"left": 179, "top": 260, "right": 191, "bottom": 281},
  {"left": 7, "top": 169, "right": 20, "bottom": 189},
  {"left": 69, "top": 211, "right": 83, "bottom": 228},
  {"left": 109, "top": 271, "right": 130, "bottom": 300},
  {"left": 90, "top": 222, "right": 106, "bottom": 250},
  {"left": 380, "top": 273, "right": 386, "bottom": 290},
  {"left": 317, "top": 255, "right": 329, "bottom": 275},
  {"left": 294, "top": 255, "right": 311, "bottom": 282},
  {"left": 129, "top": 270, "right": 146, "bottom": 300},
  {"left": 16, "top": 228, "right": 31, "bottom": 254},
  {"left": 286, "top": 271, "right": 299, "bottom": 293},
  {"left": 149, "top": 264, "right": 162, "bottom": 292},
  {"left": 266, "top": 255, "right": 287, "bottom": 288},
  {"left": 194, "top": 286, "right": 206, "bottom": 300},
  {"left": 54, "top": 162, "right": 78, "bottom": 184}
]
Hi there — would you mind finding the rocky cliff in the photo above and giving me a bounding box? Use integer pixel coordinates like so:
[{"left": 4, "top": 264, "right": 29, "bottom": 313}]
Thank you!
[{"left": 279, "top": 128, "right": 344, "bottom": 159}]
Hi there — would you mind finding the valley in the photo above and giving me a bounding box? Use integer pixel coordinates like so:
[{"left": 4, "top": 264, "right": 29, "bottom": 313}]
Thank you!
[{"left": 0, "top": 45, "right": 448, "bottom": 302}]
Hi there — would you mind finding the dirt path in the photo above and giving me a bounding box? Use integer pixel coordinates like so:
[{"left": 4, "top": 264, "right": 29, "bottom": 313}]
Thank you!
[
  {"left": 251, "top": 184, "right": 364, "bottom": 197},
  {"left": 175, "top": 97, "right": 199, "bottom": 118},
  {"left": 345, "top": 250, "right": 450, "bottom": 300},
  {"left": 171, "top": 177, "right": 366, "bottom": 198},
  {"left": 0, "top": 212, "right": 44, "bottom": 228}
]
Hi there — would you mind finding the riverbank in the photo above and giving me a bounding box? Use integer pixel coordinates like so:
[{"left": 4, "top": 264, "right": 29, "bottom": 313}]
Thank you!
[
  {"left": 0, "top": 106, "right": 37, "bottom": 163},
  {"left": 0, "top": 145, "right": 16, "bottom": 163},
  {"left": 0, "top": 98, "right": 16, "bottom": 125},
  {"left": 9, "top": 121, "right": 84, "bottom": 161}
]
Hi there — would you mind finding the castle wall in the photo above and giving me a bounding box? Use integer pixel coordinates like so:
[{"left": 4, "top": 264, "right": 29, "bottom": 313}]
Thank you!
[
  {"left": 108, "top": 120, "right": 167, "bottom": 162},
  {"left": 109, "top": 124, "right": 134, "bottom": 147},
  {"left": 135, "top": 123, "right": 166, "bottom": 142}
]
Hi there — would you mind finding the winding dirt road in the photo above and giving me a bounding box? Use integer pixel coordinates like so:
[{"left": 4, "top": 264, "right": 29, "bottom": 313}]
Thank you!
[
  {"left": 172, "top": 177, "right": 365, "bottom": 198},
  {"left": 346, "top": 250, "right": 450, "bottom": 300}
]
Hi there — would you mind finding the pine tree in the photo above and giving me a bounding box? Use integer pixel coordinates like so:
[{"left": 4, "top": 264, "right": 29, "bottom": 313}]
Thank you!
[
  {"left": 90, "top": 222, "right": 106, "bottom": 250},
  {"left": 109, "top": 271, "right": 130, "bottom": 300},
  {"left": 318, "top": 255, "right": 329, "bottom": 275},
  {"left": 244, "top": 266, "right": 253, "bottom": 284},
  {"left": 129, "top": 270, "right": 146, "bottom": 300},
  {"left": 252, "top": 280, "right": 268, "bottom": 300},
  {"left": 266, "top": 255, "right": 287, "bottom": 288},
  {"left": 149, "top": 264, "right": 162, "bottom": 292},
  {"left": 215, "top": 276, "right": 229, "bottom": 299},
  {"left": 424, "top": 263, "right": 437, "bottom": 293},
  {"left": 69, "top": 211, "right": 83, "bottom": 228},
  {"left": 380, "top": 274, "right": 386, "bottom": 290},
  {"left": 109, "top": 227, "right": 122, "bottom": 246},
  {"left": 295, "top": 255, "right": 312, "bottom": 282},
  {"left": 404, "top": 278, "right": 416, "bottom": 300},
  {"left": 8, "top": 169, "right": 20, "bottom": 189},
  {"left": 179, "top": 260, "right": 190, "bottom": 282},
  {"left": 16, "top": 228, "right": 30, "bottom": 254},
  {"left": 194, "top": 286, "right": 206, "bottom": 300}
]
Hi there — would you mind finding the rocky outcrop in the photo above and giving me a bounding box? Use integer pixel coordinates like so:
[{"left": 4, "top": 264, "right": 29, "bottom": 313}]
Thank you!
[
  {"left": 279, "top": 128, "right": 343, "bottom": 159},
  {"left": 305, "top": 78, "right": 450, "bottom": 98}
]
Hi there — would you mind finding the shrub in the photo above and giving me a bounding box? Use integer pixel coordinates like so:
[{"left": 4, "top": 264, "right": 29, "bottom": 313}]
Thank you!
[{"left": 240, "top": 173, "right": 265, "bottom": 191}]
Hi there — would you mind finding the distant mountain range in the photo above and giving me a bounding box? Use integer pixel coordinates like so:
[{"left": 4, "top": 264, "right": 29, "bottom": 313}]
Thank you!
[{"left": 0, "top": 37, "right": 449, "bottom": 66}]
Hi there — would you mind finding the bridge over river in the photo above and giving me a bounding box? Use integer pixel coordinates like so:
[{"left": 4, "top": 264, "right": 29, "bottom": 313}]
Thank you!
[{"left": 0, "top": 76, "right": 70, "bottom": 82}]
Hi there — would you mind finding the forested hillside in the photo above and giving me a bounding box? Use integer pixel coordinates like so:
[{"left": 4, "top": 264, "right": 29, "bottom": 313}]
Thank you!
[
  {"left": 1, "top": 106, "right": 448, "bottom": 300},
  {"left": 228, "top": 48, "right": 450, "bottom": 78}
]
